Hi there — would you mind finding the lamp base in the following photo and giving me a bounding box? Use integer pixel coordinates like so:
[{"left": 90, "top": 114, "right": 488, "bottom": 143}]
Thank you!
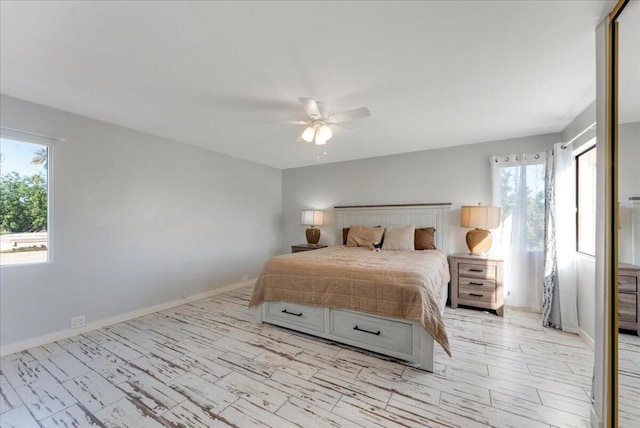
[
  {"left": 466, "top": 228, "right": 492, "bottom": 255},
  {"left": 306, "top": 226, "right": 321, "bottom": 245}
]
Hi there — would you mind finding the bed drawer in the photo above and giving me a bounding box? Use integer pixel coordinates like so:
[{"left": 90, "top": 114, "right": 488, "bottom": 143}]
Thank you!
[
  {"left": 329, "top": 309, "right": 413, "bottom": 355},
  {"left": 619, "top": 275, "right": 637, "bottom": 293},
  {"left": 264, "top": 301, "right": 324, "bottom": 332},
  {"left": 459, "top": 263, "right": 496, "bottom": 279}
]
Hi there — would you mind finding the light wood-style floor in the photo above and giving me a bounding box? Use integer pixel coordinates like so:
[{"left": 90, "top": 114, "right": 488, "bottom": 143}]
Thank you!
[
  {"left": 0, "top": 285, "right": 637, "bottom": 428},
  {"left": 619, "top": 331, "right": 640, "bottom": 426}
]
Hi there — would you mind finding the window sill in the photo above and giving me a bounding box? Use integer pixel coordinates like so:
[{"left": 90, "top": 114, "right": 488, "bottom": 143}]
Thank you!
[{"left": 575, "top": 251, "right": 596, "bottom": 261}]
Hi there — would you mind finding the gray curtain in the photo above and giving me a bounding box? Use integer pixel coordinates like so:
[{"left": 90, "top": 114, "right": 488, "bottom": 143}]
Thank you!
[
  {"left": 543, "top": 149, "right": 560, "bottom": 328},
  {"left": 542, "top": 144, "right": 579, "bottom": 331}
]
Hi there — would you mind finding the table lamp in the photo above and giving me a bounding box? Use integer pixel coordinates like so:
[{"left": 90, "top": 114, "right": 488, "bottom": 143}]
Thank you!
[
  {"left": 301, "top": 209, "right": 324, "bottom": 245},
  {"left": 460, "top": 205, "right": 501, "bottom": 255}
]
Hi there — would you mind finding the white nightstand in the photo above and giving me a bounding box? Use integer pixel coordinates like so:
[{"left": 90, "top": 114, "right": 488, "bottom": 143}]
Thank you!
[{"left": 449, "top": 253, "right": 504, "bottom": 317}]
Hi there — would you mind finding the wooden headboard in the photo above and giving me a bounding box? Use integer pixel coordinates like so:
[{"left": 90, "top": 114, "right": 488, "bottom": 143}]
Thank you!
[{"left": 334, "top": 203, "right": 451, "bottom": 254}]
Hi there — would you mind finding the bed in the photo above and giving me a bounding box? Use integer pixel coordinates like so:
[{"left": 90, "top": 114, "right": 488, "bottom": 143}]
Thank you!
[{"left": 249, "top": 204, "right": 451, "bottom": 371}]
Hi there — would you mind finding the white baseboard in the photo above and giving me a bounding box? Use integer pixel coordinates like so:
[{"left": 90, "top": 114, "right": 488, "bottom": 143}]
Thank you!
[
  {"left": 505, "top": 304, "right": 542, "bottom": 313},
  {"left": 0, "top": 280, "right": 255, "bottom": 357},
  {"left": 578, "top": 327, "right": 595, "bottom": 351},
  {"left": 590, "top": 406, "right": 602, "bottom": 428}
]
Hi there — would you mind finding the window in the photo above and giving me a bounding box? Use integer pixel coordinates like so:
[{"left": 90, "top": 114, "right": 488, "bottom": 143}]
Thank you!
[
  {"left": 496, "top": 161, "right": 546, "bottom": 251},
  {"left": 576, "top": 146, "right": 597, "bottom": 255},
  {"left": 491, "top": 152, "right": 546, "bottom": 308},
  {"left": 0, "top": 137, "right": 50, "bottom": 266}
]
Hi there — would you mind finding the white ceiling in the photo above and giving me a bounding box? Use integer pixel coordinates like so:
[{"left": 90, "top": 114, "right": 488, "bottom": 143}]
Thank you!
[{"left": 0, "top": 1, "right": 619, "bottom": 169}]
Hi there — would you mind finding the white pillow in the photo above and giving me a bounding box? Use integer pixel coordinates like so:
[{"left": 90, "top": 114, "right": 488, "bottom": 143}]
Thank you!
[{"left": 382, "top": 225, "right": 415, "bottom": 251}]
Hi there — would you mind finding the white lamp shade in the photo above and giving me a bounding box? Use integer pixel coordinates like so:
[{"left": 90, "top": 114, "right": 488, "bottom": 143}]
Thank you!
[
  {"left": 301, "top": 126, "right": 316, "bottom": 143},
  {"left": 460, "top": 206, "right": 501, "bottom": 229},
  {"left": 301, "top": 209, "right": 324, "bottom": 226},
  {"left": 317, "top": 125, "right": 333, "bottom": 141}
]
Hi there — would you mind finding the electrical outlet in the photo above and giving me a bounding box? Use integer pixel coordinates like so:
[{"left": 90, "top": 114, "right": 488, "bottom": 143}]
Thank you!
[
  {"left": 507, "top": 290, "right": 511, "bottom": 296},
  {"left": 181, "top": 292, "right": 187, "bottom": 300},
  {"left": 242, "top": 274, "right": 249, "bottom": 282},
  {"left": 70, "top": 315, "right": 86, "bottom": 329}
]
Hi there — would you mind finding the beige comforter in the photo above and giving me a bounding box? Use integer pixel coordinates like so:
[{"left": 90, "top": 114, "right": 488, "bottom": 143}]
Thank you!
[{"left": 249, "top": 246, "right": 451, "bottom": 356}]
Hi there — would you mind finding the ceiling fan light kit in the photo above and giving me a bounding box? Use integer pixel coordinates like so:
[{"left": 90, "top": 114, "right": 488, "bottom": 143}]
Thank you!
[
  {"left": 300, "top": 122, "right": 333, "bottom": 145},
  {"left": 317, "top": 125, "right": 333, "bottom": 141},
  {"left": 301, "top": 126, "right": 316, "bottom": 143},
  {"left": 292, "top": 97, "right": 371, "bottom": 148}
]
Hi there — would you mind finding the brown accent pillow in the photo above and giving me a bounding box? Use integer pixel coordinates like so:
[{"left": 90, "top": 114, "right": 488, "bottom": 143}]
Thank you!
[
  {"left": 346, "top": 225, "right": 386, "bottom": 248},
  {"left": 415, "top": 227, "right": 437, "bottom": 250}
]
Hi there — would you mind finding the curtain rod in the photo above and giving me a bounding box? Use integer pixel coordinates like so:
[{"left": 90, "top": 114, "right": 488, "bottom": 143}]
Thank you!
[
  {"left": 0, "top": 126, "right": 66, "bottom": 142},
  {"left": 561, "top": 122, "right": 596, "bottom": 149}
]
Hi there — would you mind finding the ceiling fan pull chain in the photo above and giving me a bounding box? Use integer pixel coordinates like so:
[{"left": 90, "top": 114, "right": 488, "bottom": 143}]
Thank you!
[{"left": 316, "top": 144, "right": 328, "bottom": 160}]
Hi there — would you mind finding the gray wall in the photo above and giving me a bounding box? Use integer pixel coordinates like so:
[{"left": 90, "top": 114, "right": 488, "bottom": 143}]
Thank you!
[
  {"left": 619, "top": 122, "right": 640, "bottom": 264},
  {"left": 0, "top": 95, "right": 282, "bottom": 348},
  {"left": 282, "top": 133, "right": 558, "bottom": 255},
  {"left": 561, "top": 100, "right": 596, "bottom": 147},
  {"left": 570, "top": 119, "right": 639, "bottom": 342}
]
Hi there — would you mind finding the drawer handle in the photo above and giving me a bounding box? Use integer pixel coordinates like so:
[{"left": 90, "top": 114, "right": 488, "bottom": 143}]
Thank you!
[
  {"left": 469, "top": 293, "right": 484, "bottom": 297},
  {"left": 281, "top": 309, "right": 303, "bottom": 317},
  {"left": 469, "top": 282, "right": 484, "bottom": 286},
  {"left": 469, "top": 268, "right": 484, "bottom": 273},
  {"left": 353, "top": 325, "right": 381, "bottom": 336}
]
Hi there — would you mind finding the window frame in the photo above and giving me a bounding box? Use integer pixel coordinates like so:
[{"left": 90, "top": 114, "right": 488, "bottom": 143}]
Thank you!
[
  {"left": 575, "top": 144, "right": 597, "bottom": 256},
  {"left": 0, "top": 128, "right": 54, "bottom": 267}
]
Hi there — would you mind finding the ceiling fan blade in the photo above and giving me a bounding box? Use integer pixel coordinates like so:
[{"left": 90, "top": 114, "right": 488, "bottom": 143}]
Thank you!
[
  {"left": 329, "top": 124, "right": 351, "bottom": 137},
  {"left": 283, "top": 120, "right": 309, "bottom": 125},
  {"left": 328, "top": 107, "right": 371, "bottom": 123},
  {"left": 298, "top": 97, "right": 322, "bottom": 119},
  {"left": 316, "top": 101, "right": 329, "bottom": 118}
]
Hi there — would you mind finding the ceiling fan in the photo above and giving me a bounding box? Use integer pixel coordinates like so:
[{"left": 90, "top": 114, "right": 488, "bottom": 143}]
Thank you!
[{"left": 290, "top": 98, "right": 371, "bottom": 145}]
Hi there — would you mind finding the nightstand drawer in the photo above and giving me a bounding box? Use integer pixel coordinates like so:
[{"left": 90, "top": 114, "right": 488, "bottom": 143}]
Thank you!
[
  {"left": 459, "top": 263, "right": 496, "bottom": 279},
  {"left": 459, "top": 288, "right": 495, "bottom": 303},
  {"left": 459, "top": 277, "right": 496, "bottom": 290},
  {"left": 619, "top": 275, "right": 637, "bottom": 293},
  {"left": 619, "top": 293, "right": 637, "bottom": 323}
]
